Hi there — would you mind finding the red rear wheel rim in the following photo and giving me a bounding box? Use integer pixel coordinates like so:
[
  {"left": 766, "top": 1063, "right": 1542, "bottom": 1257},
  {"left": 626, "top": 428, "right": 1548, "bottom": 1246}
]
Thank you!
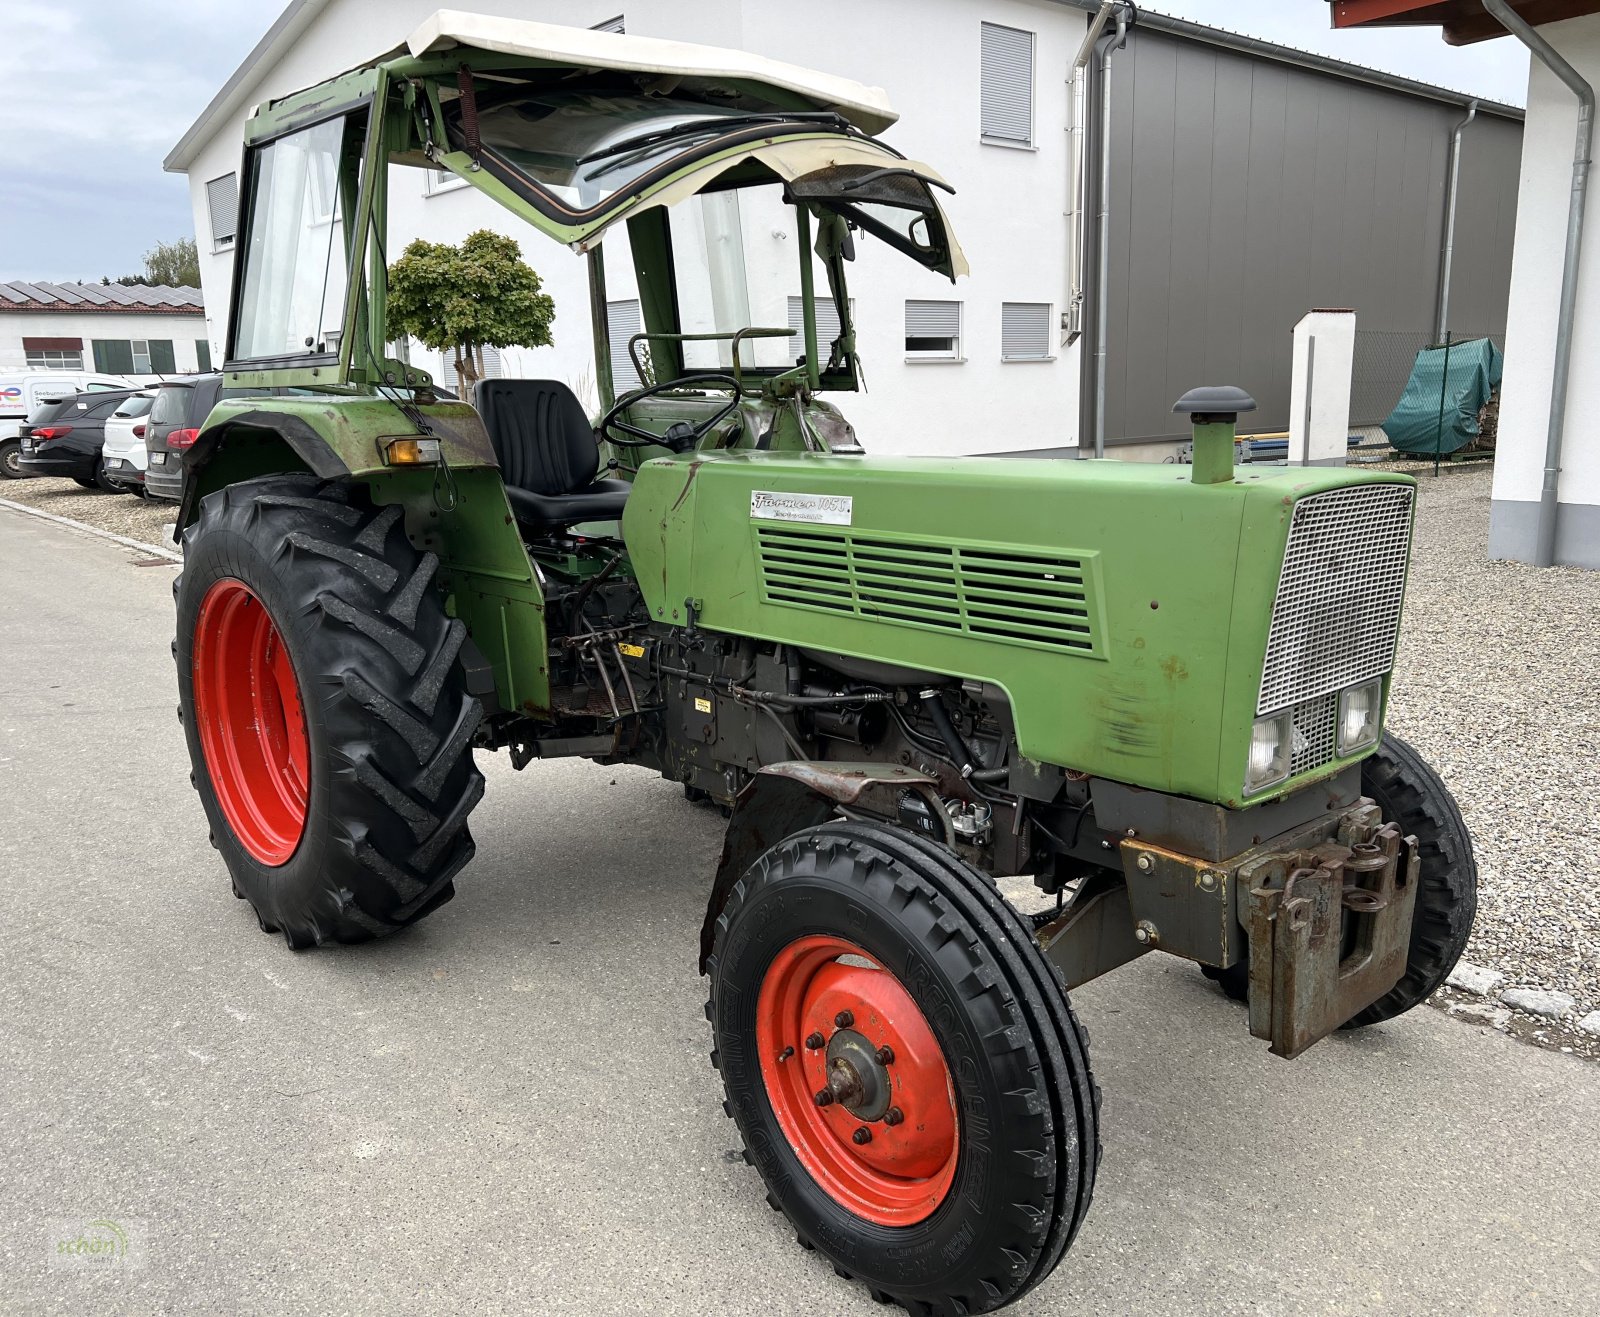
[
  {"left": 192, "top": 578, "right": 309, "bottom": 866},
  {"left": 756, "top": 935, "right": 959, "bottom": 1226}
]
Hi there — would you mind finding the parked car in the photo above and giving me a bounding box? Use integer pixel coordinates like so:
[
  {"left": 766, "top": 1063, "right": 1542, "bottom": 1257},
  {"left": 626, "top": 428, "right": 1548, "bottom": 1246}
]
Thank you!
[
  {"left": 16, "top": 388, "right": 144, "bottom": 490},
  {"left": 145, "top": 374, "right": 314, "bottom": 502},
  {"left": 1, "top": 371, "right": 133, "bottom": 478},
  {"left": 100, "top": 391, "right": 158, "bottom": 495}
]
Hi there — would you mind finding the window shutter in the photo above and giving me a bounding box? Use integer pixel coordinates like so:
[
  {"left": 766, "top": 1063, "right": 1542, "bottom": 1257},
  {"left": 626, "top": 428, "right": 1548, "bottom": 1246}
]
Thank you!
[
  {"left": 607, "top": 299, "right": 644, "bottom": 390},
  {"left": 92, "top": 339, "right": 134, "bottom": 374},
  {"left": 206, "top": 173, "right": 239, "bottom": 246},
  {"left": 786, "top": 296, "right": 843, "bottom": 347},
  {"left": 980, "top": 22, "right": 1034, "bottom": 145},
  {"left": 905, "top": 300, "right": 961, "bottom": 339},
  {"left": 149, "top": 340, "right": 177, "bottom": 374},
  {"left": 1001, "top": 303, "right": 1052, "bottom": 360},
  {"left": 196, "top": 339, "right": 212, "bottom": 372}
]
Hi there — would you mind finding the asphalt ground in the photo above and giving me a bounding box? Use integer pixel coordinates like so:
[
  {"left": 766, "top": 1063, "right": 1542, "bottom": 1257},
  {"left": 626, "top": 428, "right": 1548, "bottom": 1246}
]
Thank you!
[{"left": 3, "top": 506, "right": 1598, "bottom": 1316}]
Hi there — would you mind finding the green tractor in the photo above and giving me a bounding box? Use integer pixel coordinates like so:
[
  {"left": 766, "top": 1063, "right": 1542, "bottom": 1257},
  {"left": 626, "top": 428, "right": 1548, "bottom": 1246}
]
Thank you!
[{"left": 174, "top": 15, "right": 1476, "bottom": 1313}]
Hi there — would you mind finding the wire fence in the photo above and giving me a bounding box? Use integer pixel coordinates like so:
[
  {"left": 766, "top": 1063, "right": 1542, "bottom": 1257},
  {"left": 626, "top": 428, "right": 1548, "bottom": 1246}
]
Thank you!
[{"left": 1351, "top": 327, "right": 1505, "bottom": 428}]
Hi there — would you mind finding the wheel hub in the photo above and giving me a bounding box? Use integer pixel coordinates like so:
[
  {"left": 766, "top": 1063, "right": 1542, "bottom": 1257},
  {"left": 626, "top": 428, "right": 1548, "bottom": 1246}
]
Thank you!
[{"left": 824, "top": 1030, "right": 890, "bottom": 1121}]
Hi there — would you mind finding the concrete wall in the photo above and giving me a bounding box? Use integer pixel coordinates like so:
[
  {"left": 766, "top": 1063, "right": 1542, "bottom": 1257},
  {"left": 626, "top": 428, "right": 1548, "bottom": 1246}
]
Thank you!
[
  {"left": 1490, "top": 14, "right": 1600, "bottom": 569},
  {"left": 181, "top": 0, "right": 1086, "bottom": 458},
  {"left": 1096, "top": 27, "right": 1523, "bottom": 446},
  {"left": 0, "top": 310, "right": 209, "bottom": 374}
]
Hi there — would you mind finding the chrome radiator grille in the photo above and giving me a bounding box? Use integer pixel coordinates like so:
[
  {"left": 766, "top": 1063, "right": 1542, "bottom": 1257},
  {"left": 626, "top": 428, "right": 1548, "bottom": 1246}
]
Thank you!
[{"left": 1258, "top": 484, "right": 1415, "bottom": 718}]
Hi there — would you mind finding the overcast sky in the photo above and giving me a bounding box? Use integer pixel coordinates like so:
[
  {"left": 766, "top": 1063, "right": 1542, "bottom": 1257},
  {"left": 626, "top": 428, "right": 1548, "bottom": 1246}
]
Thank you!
[{"left": 1, "top": 0, "right": 1531, "bottom": 284}]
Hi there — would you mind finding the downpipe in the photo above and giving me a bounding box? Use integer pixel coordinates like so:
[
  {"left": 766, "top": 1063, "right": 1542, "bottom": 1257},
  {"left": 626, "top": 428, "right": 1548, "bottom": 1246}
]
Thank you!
[
  {"left": 1482, "top": 0, "right": 1593, "bottom": 567},
  {"left": 1065, "top": 2, "right": 1115, "bottom": 347},
  {"left": 1436, "top": 98, "right": 1478, "bottom": 341},
  {"left": 1093, "top": 4, "right": 1133, "bottom": 459}
]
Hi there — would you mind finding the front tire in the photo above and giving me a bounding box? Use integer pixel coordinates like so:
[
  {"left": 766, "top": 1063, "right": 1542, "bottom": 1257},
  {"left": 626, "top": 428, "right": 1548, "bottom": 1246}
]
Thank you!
[
  {"left": 175, "top": 473, "right": 485, "bottom": 947},
  {"left": 708, "top": 821, "right": 1100, "bottom": 1314}
]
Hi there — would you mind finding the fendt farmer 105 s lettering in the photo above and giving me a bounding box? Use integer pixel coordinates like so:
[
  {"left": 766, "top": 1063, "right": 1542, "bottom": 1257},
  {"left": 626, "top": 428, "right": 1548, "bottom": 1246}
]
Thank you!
[{"left": 174, "top": 15, "right": 1477, "bottom": 1313}]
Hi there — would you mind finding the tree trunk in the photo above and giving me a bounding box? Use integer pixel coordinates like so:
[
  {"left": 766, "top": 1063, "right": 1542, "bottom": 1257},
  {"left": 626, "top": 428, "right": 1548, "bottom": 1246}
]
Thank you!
[{"left": 455, "top": 343, "right": 480, "bottom": 395}]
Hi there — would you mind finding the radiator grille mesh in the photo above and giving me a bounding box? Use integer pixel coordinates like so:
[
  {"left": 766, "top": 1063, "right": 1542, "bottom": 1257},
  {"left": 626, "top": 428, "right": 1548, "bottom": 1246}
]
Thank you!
[
  {"left": 754, "top": 525, "right": 1100, "bottom": 656},
  {"left": 1258, "top": 484, "right": 1414, "bottom": 717}
]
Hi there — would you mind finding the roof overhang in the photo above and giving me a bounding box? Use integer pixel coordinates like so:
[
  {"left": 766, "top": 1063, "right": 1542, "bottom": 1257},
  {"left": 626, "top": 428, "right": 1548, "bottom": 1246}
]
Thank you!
[
  {"left": 1330, "top": 0, "right": 1600, "bottom": 45},
  {"left": 402, "top": 10, "right": 897, "bottom": 134}
]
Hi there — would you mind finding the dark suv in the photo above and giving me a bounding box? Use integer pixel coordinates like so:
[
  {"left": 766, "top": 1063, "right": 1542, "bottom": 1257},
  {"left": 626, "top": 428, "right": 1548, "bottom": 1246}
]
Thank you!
[
  {"left": 145, "top": 375, "right": 231, "bottom": 502},
  {"left": 18, "top": 388, "right": 144, "bottom": 490}
]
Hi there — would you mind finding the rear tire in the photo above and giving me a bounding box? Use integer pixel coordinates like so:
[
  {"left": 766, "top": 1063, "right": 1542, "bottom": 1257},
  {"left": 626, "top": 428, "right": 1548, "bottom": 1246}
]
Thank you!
[
  {"left": 93, "top": 461, "right": 123, "bottom": 494},
  {"left": 0, "top": 440, "right": 19, "bottom": 479},
  {"left": 72, "top": 476, "right": 99, "bottom": 491},
  {"left": 1202, "top": 733, "right": 1477, "bottom": 1025},
  {"left": 708, "top": 820, "right": 1100, "bottom": 1314},
  {"left": 175, "top": 472, "right": 485, "bottom": 947}
]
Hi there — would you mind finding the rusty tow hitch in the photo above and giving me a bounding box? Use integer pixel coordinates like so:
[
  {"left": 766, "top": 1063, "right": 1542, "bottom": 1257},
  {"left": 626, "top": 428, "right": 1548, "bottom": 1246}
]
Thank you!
[{"left": 1241, "top": 807, "right": 1421, "bottom": 1058}]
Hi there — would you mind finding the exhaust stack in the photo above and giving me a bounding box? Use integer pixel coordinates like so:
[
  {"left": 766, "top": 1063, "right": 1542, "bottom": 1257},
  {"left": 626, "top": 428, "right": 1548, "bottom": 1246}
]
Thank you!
[{"left": 1174, "top": 386, "right": 1257, "bottom": 485}]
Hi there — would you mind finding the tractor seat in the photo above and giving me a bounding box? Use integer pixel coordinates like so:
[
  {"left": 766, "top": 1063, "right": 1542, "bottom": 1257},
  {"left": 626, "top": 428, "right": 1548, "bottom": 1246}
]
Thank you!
[{"left": 473, "top": 378, "right": 630, "bottom": 530}]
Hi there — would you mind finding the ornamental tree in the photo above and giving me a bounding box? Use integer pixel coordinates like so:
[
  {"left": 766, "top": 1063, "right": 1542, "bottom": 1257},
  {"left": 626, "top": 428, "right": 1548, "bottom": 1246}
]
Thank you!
[{"left": 386, "top": 230, "right": 556, "bottom": 392}]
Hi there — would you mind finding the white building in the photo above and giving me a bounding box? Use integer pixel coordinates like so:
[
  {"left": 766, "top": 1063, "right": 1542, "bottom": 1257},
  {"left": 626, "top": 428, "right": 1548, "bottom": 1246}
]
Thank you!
[
  {"left": 167, "top": 1, "right": 1522, "bottom": 461},
  {"left": 0, "top": 281, "right": 209, "bottom": 375},
  {"left": 1333, "top": 0, "right": 1600, "bottom": 569}
]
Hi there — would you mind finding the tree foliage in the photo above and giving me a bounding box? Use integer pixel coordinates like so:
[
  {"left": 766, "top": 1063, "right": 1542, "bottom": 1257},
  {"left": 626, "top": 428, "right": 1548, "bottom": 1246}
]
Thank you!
[
  {"left": 386, "top": 230, "right": 556, "bottom": 391},
  {"left": 144, "top": 237, "right": 201, "bottom": 288}
]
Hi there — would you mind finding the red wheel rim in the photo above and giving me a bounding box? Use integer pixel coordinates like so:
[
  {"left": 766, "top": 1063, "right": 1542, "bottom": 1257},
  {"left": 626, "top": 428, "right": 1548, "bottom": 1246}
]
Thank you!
[
  {"left": 756, "top": 935, "right": 959, "bottom": 1226},
  {"left": 192, "top": 578, "right": 310, "bottom": 866}
]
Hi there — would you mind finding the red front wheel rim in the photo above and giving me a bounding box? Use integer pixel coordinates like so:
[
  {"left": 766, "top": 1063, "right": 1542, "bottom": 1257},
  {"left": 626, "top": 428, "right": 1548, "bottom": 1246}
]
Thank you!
[
  {"left": 756, "top": 935, "right": 959, "bottom": 1226},
  {"left": 192, "top": 578, "right": 310, "bottom": 866}
]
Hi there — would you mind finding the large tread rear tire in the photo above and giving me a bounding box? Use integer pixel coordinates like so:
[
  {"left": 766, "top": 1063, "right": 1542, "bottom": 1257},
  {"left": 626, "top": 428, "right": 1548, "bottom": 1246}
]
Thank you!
[
  {"left": 175, "top": 472, "right": 485, "bottom": 947},
  {"left": 1203, "top": 733, "right": 1477, "bottom": 1025},
  {"left": 708, "top": 820, "right": 1099, "bottom": 1315}
]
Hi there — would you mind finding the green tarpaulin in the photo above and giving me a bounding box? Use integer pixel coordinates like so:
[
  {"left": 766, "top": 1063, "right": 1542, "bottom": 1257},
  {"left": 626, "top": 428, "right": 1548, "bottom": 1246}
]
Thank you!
[{"left": 1381, "top": 337, "right": 1503, "bottom": 455}]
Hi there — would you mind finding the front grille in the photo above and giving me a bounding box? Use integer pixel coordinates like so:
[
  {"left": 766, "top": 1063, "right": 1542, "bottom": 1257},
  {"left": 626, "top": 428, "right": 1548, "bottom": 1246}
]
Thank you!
[
  {"left": 1289, "top": 693, "right": 1338, "bottom": 776},
  {"left": 754, "top": 526, "right": 1102, "bottom": 656},
  {"left": 1257, "top": 483, "right": 1415, "bottom": 718}
]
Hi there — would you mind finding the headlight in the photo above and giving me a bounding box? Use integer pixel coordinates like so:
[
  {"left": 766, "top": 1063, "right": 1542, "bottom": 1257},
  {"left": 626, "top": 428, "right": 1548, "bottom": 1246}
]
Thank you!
[
  {"left": 1245, "top": 710, "right": 1293, "bottom": 794},
  {"left": 1337, "top": 679, "right": 1383, "bottom": 755}
]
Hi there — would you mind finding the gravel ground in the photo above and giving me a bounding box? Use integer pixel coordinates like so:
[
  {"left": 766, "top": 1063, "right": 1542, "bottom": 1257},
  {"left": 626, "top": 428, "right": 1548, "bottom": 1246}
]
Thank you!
[
  {"left": 6, "top": 463, "right": 1596, "bottom": 1022},
  {"left": 0, "top": 476, "right": 175, "bottom": 545},
  {"left": 1384, "top": 462, "right": 1600, "bottom": 1024}
]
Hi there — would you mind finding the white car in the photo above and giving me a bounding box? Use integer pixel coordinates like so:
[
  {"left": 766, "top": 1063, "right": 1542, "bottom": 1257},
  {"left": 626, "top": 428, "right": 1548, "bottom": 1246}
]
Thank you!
[
  {"left": 1, "top": 371, "right": 133, "bottom": 478},
  {"left": 100, "top": 391, "right": 158, "bottom": 495}
]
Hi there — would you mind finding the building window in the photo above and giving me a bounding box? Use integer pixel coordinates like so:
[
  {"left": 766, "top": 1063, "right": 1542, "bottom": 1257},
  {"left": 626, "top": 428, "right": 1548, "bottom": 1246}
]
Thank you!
[
  {"left": 608, "top": 298, "right": 644, "bottom": 390},
  {"left": 592, "top": 15, "right": 626, "bottom": 33},
  {"left": 196, "top": 339, "right": 212, "bottom": 372},
  {"left": 425, "top": 168, "right": 469, "bottom": 196},
  {"left": 786, "top": 295, "right": 852, "bottom": 359},
  {"left": 23, "top": 337, "right": 84, "bottom": 370},
  {"left": 206, "top": 172, "right": 239, "bottom": 251},
  {"left": 905, "top": 300, "right": 962, "bottom": 361},
  {"left": 980, "top": 22, "right": 1035, "bottom": 147},
  {"left": 439, "top": 346, "right": 503, "bottom": 396},
  {"left": 1001, "top": 302, "right": 1054, "bottom": 361},
  {"left": 92, "top": 339, "right": 175, "bottom": 374}
]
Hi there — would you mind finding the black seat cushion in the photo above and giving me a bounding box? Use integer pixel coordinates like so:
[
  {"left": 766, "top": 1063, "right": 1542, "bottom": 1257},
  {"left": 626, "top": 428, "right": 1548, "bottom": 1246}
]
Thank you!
[{"left": 474, "top": 378, "right": 629, "bottom": 527}]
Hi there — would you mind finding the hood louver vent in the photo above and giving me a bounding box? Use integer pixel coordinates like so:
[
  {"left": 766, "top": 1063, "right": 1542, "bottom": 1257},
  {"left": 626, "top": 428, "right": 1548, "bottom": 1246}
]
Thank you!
[{"left": 755, "top": 525, "right": 1101, "bottom": 656}]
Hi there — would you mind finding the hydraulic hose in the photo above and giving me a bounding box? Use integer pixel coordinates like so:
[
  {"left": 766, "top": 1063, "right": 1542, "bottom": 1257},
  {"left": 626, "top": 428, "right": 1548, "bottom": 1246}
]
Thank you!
[{"left": 917, "top": 689, "right": 1009, "bottom": 783}]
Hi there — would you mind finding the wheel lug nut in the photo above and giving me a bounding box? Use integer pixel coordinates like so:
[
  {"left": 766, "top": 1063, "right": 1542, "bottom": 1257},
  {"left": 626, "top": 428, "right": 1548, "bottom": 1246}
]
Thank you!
[
  {"left": 834, "top": 1010, "right": 854, "bottom": 1029},
  {"left": 852, "top": 1127, "right": 872, "bottom": 1145},
  {"left": 805, "top": 1032, "right": 825, "bottom": 1049},
  {"left": 814, "top": 1089, "right": 834, "bottom": 1107},
  {"left": 875, "top": 1045, "right": 894, "bottom": 1065},
  {"left": 884, "top": 1108, "right": 904, "bottom": 1126}
]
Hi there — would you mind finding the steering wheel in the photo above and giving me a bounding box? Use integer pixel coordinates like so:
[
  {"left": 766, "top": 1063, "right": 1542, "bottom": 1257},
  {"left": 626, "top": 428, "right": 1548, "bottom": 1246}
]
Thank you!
[{"left": 598, "top": 373, "right": 743, "bottom": 452}]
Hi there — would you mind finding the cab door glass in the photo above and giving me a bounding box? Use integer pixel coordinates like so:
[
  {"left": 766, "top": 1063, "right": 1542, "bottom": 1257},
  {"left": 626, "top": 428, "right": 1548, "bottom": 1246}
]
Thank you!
[{"left": 233, "top": 115, "right": 362, "bottom": 362}]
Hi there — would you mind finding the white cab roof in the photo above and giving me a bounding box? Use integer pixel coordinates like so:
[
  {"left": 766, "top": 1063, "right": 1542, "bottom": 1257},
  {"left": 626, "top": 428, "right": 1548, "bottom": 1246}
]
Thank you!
[{"left": 404, "top": 10, "right": 898, "bottom": 135}]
